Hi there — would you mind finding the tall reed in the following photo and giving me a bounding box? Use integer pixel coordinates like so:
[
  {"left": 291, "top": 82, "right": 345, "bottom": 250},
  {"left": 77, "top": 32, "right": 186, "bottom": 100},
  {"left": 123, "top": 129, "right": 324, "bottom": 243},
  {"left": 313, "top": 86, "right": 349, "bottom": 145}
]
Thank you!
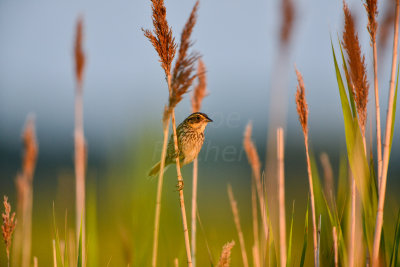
[
  {"left": 295, "top": 68, "right": 318, "bottom": 267},
  {"left": 277, "top": 128, "right": 286, "bottom": 267},
  {"left": 73, "top": 17, "right": 87, "bottom": 260},
  {"left": 13, "top": 116, "right": 37, "bottom": 267},
  {"left": 144, "top": 1, "right": 200, "bottom": 265},
  {"left": 190, "top": 58, "right": 207, "bottom": 267},
  {"left": 227, "top": 184, "right": 249, "bottom": 267},
  {"left": 372, "top": 0, "right": 400, "bottom": 264}
]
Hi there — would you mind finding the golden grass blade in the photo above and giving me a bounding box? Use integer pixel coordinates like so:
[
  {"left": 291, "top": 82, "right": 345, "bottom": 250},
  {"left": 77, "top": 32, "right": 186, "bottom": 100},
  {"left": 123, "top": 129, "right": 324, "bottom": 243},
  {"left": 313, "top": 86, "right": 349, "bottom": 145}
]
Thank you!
[
  {"left": 333, "top": 227, "right": 338, "bottom": 267},
  {"left": 227, "top": 184, "right": 249, "bottom": 267}
]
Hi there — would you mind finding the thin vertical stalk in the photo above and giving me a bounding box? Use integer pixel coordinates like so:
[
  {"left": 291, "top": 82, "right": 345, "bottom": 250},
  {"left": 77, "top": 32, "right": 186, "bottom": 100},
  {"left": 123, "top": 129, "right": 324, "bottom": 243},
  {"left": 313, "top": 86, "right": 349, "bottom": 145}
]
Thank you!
[
  {"left": 227, "top": 184, "right": 249, "bottom": 267},
  {"left": 304, "top": 135, "right": 318, "bottom": 267},
  {"left": 373, "top": 0, "right": 400, "bottom": 264},
  {"left": 277, "top": 128, "right": 286, "bottom": 267},
  {"left": 151, "top": 116, "right": 170, "bottom": 267},
  {"left": 169, "top": 76, "right": 192, "bottom": 266},
  {"left": 251, "top": 179, "right": 260, "bottom": 267},
  {"left": 317, "top": 215, "right": 321, "bottom": 267},
  {"left": 191, "top": 157, "right": 198, "bottom": 267},
  {"left": 333, "top": 227, "right": 338, "bottom": 267},
  {"left": 372, "top": 40, "right": 383, "bottom": 185}
]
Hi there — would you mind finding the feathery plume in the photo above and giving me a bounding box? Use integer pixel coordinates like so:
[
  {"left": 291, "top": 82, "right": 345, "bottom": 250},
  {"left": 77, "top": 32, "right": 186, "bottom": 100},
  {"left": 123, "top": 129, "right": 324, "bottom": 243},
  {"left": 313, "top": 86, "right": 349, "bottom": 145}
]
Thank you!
[
  {"left": 217, "top": 241, "right": 235, "bottom": 267},
  {"left": 143, "top": 0, "right": 177, "bottom": 76},
  {"left": 280, "top": 0, "right": 295, "bottom": 46},
  {"left": 2, "top": 196, "right": 17, "bottom": 264},
  {"left": 169, "top": 1, "right": 200, "bottom": 110},
  {"left": 295, "top": 68, "right": 308, "bottom": 135},
  {"left": 191, "top": 58, "right": 207, "bottom": 113},
  {"left": 342, "top": 1, "right": 369, "bottom": 133},
  {"left": 364, "top": 0, "right": 378, "bottom": 42},
  {"left": 22, "top": 116, "right": 38, "bottom": 181},
  {"left": 379, "top": 0, "right": 396, "bottom": 52},
  {"left": 243, "top": 123, "right": 261, "bottom": 177},
  {"left": 74, "top": 17, "right": 85, "bottom": 88}
]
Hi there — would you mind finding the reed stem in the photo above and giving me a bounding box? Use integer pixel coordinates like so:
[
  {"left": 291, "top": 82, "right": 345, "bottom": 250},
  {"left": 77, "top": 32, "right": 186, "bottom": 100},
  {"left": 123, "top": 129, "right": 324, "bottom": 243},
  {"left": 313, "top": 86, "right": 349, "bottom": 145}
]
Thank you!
[
  {"left": 372, "top": 0, "right": 400, "bottom": 264},
  {"left": 191, "top": 158, "right": 198, "bottom": 267},
  {"left": 277, "top": 128, "right": 286, "bottom": 267}
]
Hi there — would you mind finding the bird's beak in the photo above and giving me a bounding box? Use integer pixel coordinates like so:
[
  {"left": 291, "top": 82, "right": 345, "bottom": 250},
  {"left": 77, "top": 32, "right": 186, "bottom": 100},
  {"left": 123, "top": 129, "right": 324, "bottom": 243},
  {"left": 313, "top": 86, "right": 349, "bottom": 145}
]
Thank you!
[{"left": 205, "top": 115, "right": 213, "bottom": 122}]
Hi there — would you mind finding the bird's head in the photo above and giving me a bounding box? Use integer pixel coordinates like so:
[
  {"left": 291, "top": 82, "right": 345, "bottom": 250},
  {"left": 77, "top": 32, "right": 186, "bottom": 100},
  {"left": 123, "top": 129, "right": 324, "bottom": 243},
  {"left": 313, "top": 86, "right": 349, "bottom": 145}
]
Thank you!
[{"left": 185, "top": 112, "right": 213, "bottom": 132}]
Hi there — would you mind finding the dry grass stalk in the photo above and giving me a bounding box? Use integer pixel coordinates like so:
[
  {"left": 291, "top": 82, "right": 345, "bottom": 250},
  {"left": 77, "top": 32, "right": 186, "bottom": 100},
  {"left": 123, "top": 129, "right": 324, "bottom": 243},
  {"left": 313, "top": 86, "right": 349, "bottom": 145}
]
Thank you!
[
  {"left": 364, "top": 0, "right": 383, "bottom": 182},
  {"left": 227, "top": 184, "right": 249, "bottom": 267},
  {"left": 243, "top": 123, "right": 269, "bottom": 243},
  {"left": 277, "top": 128, "right": 286, "bottom": 267},
  {"left": 191, "top": 58, "right": 207, "bottom": 267},
  {"left": 13, "top": 116, "right": 37, "bottom": 267},
  {"left": 74, "top": 17, "right": 87, "bottom": 260},
  {"left": 251, "top": 179, "right": 260, "bottom": 267},
  {"left": 143, "top": 0, "right": 177, "bottom": 76},
  {"left": 52, "top": 240, "right": 57, "bottom": 267},
  {"left": 33, "top": 257, "right": 38, "bottom": 267},
  {"left": 280, "top": 0, "right": 295, "bottom": 47},
  {"left": 342, "top": 1, "right": 370, "bottom": 134},
  {"left": 174, "top": 258, "right": 179, "bottom": 267},
  {"left": 2, "top": 196, "right": 17, "bottom": 267},
  {"left": 317, "top": 215, "right": 321, "bottom": 267},
  {"left": 217, "top": 241, "right": 235, "bottom": 267},
  {"left": 373, "top": 0, "right": 400, "bottom": 265},
  {"left": 333, "top": 227, "right": 338, "bottom": 267},
  {"left": 295, "top": 68, "right": 318, "bottom": 267},
  {"left": 349, "top": 177, "right": 356, "bottom": 267}
]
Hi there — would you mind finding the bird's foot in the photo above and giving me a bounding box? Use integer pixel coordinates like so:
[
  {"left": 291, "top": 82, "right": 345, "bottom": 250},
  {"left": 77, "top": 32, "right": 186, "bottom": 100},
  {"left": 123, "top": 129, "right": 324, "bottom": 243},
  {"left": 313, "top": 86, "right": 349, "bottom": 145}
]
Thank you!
[{"left": 176, "top": 180, "right": 184, "bottom": 191}]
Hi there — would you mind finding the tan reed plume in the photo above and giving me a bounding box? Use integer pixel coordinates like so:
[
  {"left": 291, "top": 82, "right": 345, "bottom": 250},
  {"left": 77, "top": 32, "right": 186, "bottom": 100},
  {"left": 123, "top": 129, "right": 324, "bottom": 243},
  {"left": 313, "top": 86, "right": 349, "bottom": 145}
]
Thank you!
[
  {"left": 277, "top": 128, "right": 286, "bottom": 267},
  {"left": 342, "top": 1, "right": 370, "bottom": 135},
  {"left": 13, "top": 116, "right": 37, "bottom": 267},
  {"left": 280, "top": 0, "right": 295, "bottom": 46},
  {"left": 191, "top": 58, "right": 207, "bottom": 267},
  {"left": 379, "top": 1, "right": 396, "bottom": 53},
  {"left": 143, "top": 0, "right": 177, "bottom": 76},
  {"left": 191, "top": 58, "right": 207, "bottom": 113},
  {"left": 243, "top": 123, "right": 269, "bottom": 244},
  {"left": 73, "top": 17, "right": 87, "bottom": 261},
  {"left": 295, "top": 67, "right": 318, "bottom": 267},
  {"left": 227, "top": 185, "right": 249, "bottom": 267},
  {"left": 217, "top": 241, "right": 235, "bottom": 267},
  {"left": 2, "top": 196, "right": 17, "bottom": 267},
  {"left": 364, "top": 0, "right": 378, "bottom": 43},
  {"left": 166, "top": 1, "right": 200, "bottom": 120},
  {"left": 373, "top": 0, "right": 400, "bottom": 264}
]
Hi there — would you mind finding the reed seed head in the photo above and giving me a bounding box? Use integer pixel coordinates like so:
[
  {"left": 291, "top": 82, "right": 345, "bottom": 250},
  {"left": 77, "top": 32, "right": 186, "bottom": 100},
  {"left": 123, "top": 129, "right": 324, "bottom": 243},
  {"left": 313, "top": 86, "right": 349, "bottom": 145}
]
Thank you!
[
  {"left": 243, "top": 122, "right": 261, "bottom": 178},
  {"left": 22, "top": 116, "right": 38, "bottom": 181},
  {"left": 143, "top": 0, "right": 177, "bottom": 76},
  {"left": 2, "top": 196, "right": 16, "bottom": 259},
  {"left": 379, "top": 0, "right": 396, "bottom": 52},
  {"left": 364, "top": 0, "right": 378, "bottom": 43},
  {"left": 74, "top": 17, "right": 86, "bottom": 88},
  {"left": 280, "top": 0, "right": 295, "bottom": 46},
  {"left": 217, "top": 240, "right": 235, "bottom": 267},
  {"left": 191, "top": 58, "right": 207, "bottom": 113},
  {"left": 295, "top": 68, "right": 308, "bottom": 136},
  {"left": 342, "top": 1, "right": 369, "bottom": 133},
  {"left": 170, "top": 1, "right": 200, "bottom": 110}
]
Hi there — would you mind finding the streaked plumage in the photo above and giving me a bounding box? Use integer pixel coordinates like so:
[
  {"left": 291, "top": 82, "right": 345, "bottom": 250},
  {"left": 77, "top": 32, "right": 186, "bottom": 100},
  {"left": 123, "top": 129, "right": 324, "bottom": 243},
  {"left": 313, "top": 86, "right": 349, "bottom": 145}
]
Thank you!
[{"left": 149, "top": 112, "right": 212, "bottom": 176}]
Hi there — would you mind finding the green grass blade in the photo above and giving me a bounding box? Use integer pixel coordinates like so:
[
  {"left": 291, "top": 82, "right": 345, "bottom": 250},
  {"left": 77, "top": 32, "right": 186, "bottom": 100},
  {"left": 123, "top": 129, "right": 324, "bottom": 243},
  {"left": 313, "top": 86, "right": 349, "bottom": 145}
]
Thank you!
[
  {"left": 286, "top": 201, "right": 295, "bottom": 267},
  {"left": 389, "top": 210, "right": 400, "bottom": 267},
  {"left": 52, "top": 203, "right": 64, "bottom": 267},
  {"left": 77, "top": 217, "right": 83, "bottom": 267},
  {"left": 390, "top": 64, "right": 399, "bottom": 155},
  {"left": 300, "top": 196, "right": 309, "bottom": 267}
]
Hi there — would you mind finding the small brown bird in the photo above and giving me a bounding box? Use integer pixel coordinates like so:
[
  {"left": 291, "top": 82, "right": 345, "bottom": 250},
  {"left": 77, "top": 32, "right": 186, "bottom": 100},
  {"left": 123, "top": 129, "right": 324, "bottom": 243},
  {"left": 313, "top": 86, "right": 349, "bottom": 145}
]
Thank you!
[{"left": 149, "top": 112, "right": 212, "bottom": 176}]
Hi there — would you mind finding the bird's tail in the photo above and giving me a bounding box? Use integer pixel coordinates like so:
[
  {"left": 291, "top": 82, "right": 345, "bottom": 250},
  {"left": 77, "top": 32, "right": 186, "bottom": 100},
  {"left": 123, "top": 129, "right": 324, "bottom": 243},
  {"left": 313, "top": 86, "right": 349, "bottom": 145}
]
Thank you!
[{"left": 148, "top": 161, "right": 170, "bottom": 176}]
